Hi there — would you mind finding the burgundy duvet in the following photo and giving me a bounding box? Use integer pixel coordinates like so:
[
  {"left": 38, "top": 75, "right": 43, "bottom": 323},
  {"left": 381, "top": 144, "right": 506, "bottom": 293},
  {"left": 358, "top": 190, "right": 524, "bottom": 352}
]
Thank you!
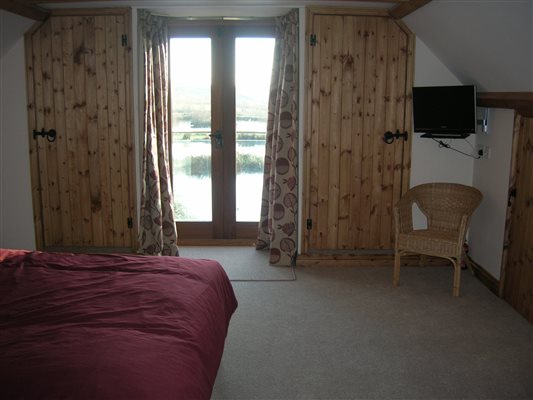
[{"left": 0, "top": 250, "right": 237, "bottom": 400}]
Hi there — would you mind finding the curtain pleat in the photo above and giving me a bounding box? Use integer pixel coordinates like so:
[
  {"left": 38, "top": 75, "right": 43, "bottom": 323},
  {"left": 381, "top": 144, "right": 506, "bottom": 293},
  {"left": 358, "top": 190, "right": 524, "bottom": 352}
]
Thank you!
[
  {"left": 138, "top": 10, "right": 179, "bottom": 256},
  {"left": 256, "top": 9, "right": 299, "bottom": 266}
]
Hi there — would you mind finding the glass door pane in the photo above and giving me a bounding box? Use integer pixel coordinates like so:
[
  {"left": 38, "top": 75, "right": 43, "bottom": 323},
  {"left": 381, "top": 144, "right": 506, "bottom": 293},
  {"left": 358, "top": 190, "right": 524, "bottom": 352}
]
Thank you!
[
  {"left": 235, "top": 37, "right": 275, "bottom": 221},
  {"left": 170, "top": 38, "right": 212, "bottom": 222}
]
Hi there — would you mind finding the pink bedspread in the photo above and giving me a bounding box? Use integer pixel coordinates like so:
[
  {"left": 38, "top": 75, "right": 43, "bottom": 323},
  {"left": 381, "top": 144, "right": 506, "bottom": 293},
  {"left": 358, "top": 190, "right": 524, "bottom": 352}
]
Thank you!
[{"left": 0, "top": 250, "right": 237, "bottom": 399}]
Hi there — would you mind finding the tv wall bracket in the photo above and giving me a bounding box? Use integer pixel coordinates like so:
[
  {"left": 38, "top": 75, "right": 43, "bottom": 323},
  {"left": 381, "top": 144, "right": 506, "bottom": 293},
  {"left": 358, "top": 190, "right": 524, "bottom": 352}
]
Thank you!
[{"left": 383, "top": 130, "right": 408, "bottom": 144}]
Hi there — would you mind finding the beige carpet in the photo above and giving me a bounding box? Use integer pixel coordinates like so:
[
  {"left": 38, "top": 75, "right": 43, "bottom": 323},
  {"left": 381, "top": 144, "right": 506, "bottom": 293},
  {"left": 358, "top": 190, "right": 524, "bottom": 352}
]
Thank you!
[
  {"left": 212, "top": 264, "right": 533, "bottom": 400},
  {"left": 179, "top": 246, "right": 296, "bottom": 281}
]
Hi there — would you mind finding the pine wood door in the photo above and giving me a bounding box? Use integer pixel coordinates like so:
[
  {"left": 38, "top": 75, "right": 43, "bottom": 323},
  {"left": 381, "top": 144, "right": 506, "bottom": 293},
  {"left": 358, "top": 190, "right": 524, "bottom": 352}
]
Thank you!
[
  {"left": 303, "top": 10, "right": 414, "bottom": 252},
  {"left": 501, "top": 114, "right": 533, "bottom": 323},
  {"left": 25, "top": 9, "right": 136, "bottom": 251}
]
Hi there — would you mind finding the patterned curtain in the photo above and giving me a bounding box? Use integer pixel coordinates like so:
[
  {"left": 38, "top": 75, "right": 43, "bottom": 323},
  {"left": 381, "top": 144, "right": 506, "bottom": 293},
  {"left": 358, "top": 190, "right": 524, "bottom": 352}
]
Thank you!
[
  {"left": 256, "top": 9, "right": 299, "bottom": 266},
  {"left": 138, "top": 10, "right": 179, "bottom": 256}
]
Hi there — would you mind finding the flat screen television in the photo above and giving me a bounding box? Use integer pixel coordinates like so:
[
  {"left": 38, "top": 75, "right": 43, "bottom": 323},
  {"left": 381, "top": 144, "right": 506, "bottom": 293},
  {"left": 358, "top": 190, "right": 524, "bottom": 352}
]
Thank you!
[{"left": 412, "top": 85, "right": 477, "bottom": 138}]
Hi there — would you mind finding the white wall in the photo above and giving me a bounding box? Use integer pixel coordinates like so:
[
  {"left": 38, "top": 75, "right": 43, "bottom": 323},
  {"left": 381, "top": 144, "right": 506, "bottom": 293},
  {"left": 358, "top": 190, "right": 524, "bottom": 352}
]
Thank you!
[
  {"left": 0, "top": 10, "right": 36, "bottom": 250},
  {"left": 404, "top": 0, "right": 533, "bottom": 92},
  {"left": 410, "top": 38, "right": 476, "bottom": 228},
  {"left": 469, "top": 109, "right": 514, "bottom": 279},
  {"left": 411, "top": 37, "right": 516, "bottom": 279},
  {"left": 411, "top": 37, "right": 476, "bottom": 188}
]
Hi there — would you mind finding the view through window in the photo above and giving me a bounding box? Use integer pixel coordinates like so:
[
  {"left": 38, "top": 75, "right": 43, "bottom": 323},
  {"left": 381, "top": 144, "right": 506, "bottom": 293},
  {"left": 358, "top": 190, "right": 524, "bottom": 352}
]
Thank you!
[{"left": 170, "top": 37, "right": 275, "bottom": 223}]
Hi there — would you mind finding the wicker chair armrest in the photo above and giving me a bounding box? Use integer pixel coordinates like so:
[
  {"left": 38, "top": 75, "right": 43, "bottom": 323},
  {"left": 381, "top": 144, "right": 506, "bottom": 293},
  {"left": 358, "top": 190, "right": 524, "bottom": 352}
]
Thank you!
[
  {"left": 394, "top": 196, "right": 414, "bottom": 234},
  {"left": 455, "top": 214, "right": 469, "bottom": 254}
]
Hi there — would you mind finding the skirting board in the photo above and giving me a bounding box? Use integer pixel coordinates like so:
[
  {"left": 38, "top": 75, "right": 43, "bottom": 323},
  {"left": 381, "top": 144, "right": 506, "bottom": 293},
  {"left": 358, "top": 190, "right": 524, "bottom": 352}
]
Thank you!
[
  {"left": 296, "top": 253, "right": 449, "bottom": 267},
  {"left": 297, "top": 253, "right": 501, "bottom": 296},
  {"left": 468, "top": 256, "right": 500, "bottom": 296}
]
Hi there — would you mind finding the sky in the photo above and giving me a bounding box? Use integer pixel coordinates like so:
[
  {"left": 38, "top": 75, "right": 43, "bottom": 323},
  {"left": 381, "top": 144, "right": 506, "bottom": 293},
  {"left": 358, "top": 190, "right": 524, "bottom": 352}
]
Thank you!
[{"left": 169, "top": 37, "right": 275, "bottom": 103}]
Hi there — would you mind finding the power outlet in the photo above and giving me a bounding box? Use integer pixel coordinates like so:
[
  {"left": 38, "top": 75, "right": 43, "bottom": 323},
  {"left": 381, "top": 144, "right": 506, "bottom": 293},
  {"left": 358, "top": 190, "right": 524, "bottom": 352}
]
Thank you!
[{"left": 476, "top": 145, "right": 491, "bottom": 159}]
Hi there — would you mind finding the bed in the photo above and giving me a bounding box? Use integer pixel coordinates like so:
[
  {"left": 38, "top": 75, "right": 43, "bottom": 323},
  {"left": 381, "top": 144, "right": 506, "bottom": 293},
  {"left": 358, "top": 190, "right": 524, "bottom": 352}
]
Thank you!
[{"left": 0, "top": 249, "right": 237, "bottom": 399}]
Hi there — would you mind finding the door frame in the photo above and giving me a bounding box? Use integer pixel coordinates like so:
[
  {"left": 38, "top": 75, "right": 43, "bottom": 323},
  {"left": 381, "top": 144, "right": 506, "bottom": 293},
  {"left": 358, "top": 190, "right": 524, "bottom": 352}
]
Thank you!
[{"left": 168, "top": 21, "right": 275, "bottom": 241}]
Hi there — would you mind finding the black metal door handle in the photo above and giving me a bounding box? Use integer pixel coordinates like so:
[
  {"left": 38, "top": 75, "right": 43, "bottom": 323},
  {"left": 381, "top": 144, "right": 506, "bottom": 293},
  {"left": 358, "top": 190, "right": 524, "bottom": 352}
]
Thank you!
[
  {"left": 33, "top": 128, "right": 57, "bottom": 142},
  {"left": 209, "top": 130, "right": 223, "bottom": 148},
  {"left": 383, "top": 130, "right": 408, "bottom": 144}
]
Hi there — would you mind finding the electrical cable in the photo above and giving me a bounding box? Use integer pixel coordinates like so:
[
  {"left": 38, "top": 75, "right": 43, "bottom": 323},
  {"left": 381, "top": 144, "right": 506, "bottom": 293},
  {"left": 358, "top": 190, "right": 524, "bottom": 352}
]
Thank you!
[{"left": 431, "top": 138, "right": 481, "bottom": 159}]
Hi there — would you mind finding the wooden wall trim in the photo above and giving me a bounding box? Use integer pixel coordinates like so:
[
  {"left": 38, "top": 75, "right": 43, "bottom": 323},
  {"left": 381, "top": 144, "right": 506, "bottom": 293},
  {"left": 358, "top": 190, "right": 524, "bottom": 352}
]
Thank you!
[
  {"left": 0, "top": 0, "right": 49, "bottom": 21},
  {"left": 297, "top": 253, "right": 449, "bottom": 267},
  {"left": 306, "top": 6, "right": 389, "bottom": 17},
  {"left": 388, "top": 0, "right": 432, "bottom": 19},
  {"left": 477, "top": 92, "right": 533, "bottom": 117},
  {"left": 468, "top": 257, "right": 500, "bottom": 297},
  {"left": 50, "top": 8, "right": 130, "bottom": 16}
]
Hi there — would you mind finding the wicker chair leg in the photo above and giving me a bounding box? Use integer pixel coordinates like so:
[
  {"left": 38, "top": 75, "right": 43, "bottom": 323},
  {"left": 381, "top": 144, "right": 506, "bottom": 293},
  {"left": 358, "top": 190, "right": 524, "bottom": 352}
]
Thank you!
[
  {"left": 452, "top": 259, "right": 461, "bottom": 297},
  {"left": 393, "top": 250, "right": 401, "bottom": 286}
]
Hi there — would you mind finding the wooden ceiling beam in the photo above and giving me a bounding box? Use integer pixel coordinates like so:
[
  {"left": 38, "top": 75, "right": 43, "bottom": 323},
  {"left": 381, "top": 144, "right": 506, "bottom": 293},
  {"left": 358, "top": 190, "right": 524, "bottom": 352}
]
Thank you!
[
  {"left": 477, "top": 92, "right": 533, "bottom": 118},
  {"left": 1, "top": 0, "right": 429, "bottom": 22},
  {"left": 0, "top": 0, "right": 49, "bottom": 20},
  {"left": 389, "top": 0, "right": 431, "bottom": 19}
]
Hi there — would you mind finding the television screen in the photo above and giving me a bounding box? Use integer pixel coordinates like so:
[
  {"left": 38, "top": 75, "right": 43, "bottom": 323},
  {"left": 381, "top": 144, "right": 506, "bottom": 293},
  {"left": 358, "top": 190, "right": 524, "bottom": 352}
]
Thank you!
[{"left": 412, "top": 85, "right": 477, "bottom": 137}]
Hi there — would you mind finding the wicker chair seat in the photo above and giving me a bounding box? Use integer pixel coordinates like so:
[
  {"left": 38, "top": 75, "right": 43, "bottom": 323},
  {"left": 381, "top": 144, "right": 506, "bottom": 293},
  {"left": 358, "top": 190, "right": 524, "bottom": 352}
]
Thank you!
[{"left": 397, "top": 229, "right": 460, "bottom": 258}]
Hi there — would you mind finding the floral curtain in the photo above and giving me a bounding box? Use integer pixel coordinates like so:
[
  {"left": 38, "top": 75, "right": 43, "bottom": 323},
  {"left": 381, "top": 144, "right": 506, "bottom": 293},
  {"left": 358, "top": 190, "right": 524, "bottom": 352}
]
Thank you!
[
  {"left": 256, "top": 9, "right": 299, "bottom": 266},
  {"left": 138, "top": 10, "right": 179, "bottom": 256}
]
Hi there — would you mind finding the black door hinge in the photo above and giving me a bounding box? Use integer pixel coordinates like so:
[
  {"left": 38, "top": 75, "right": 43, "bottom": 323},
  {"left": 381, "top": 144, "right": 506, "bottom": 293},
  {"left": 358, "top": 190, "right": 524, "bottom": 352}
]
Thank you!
[
  {"left": 310, "top": 34, "right": 317, "bottom": 47},
  {"left": 127, "top": 217, "right": 133, "bottom": 229},
  {"left": 121, "top": 34, "right": 128, "bottom": 47},
  {"left": 306, "top": 218, "right": 313, "bottom": 230}
]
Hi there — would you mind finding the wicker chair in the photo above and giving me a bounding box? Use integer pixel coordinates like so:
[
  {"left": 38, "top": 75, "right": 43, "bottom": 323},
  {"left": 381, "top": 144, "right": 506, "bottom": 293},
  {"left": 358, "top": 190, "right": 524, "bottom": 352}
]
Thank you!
[{"left": 393, "top": 183, "right": 483, "bottom": 296}]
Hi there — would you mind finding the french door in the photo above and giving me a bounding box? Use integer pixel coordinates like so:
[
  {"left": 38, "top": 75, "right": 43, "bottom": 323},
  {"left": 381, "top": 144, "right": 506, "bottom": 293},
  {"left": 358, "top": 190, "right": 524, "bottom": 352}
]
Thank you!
[{"left": 169, "top": 23, "right": 275, "bottom": 240}]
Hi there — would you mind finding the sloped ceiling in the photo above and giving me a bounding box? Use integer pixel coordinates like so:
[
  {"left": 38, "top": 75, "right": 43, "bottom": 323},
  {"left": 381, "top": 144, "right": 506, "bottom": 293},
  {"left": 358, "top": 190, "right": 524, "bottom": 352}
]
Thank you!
[{"left": 403, "top": 0, "right": 533, "bottom": 92}]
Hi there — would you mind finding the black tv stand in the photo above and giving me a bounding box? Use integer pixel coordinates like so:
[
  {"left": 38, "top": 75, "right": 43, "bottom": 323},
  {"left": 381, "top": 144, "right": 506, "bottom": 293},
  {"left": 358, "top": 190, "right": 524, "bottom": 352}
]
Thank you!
[{"left": 421, "top": 132, "right": 470, "bottom": 139}]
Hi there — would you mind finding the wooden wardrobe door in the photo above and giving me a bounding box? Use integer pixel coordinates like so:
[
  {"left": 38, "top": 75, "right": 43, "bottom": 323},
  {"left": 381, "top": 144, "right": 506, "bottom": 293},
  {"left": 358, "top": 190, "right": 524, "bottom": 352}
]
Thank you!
[
  {"left": 501, "top": 114, "right": 533, "bottom": 323},
  {"left": 303, "top": 11, "right": 414, "bottom": 252},
  {"left": 25, "top": 10, "right": 135, "bottom": 251}
]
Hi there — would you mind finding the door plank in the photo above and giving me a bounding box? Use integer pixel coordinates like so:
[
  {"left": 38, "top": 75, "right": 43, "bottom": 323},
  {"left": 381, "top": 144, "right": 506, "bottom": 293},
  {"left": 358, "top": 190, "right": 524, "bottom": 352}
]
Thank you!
[
  {"left": 358, "top": 17, "right": 377, "bottom": 249},
  {"left": 348, "top": 16, "right": 366, "bottom": 248},
  {"left": 115, "top": 15, "right": 131, "bottom": 246},
  {"left": 83, "top": 15, "right": 104, "bottom": 246},
  {"left": 61, "top": 16, "right": 83, "bottom": 245},
  {"left": 32, "top": 27, "right": 53, "bottom": 245},
  {"left": 368, "top": 17, "right": 389, "bottom": 248},
  {"left": 393, "top": 29, "right": 410, "bottom": 216},
  {"left": 51, "top": 16, "right": 72, "bottom": 246},
  {"left": 379, "top": 19, "right": 400, "bottom": 248},
  {"left": 316, "top": 15, "right": 333, "bottom": 249},
  {"left": 337, "top": 15, "right": 355, "bottom": 249},
  {"left": 73, "top": 16, "right": 94, "bottom": 245},
  {"left": 94, "top": 15, "right": 113, "bottom": 246},
  {"left": 105, "top": 15, "right": 124, "bottom": 247},
  {"left": 307, "top": 15, "right": 323, "bottom": 250},
  {"left": 40, "top": 19, "right": 63, "bottom": 245},
  {"left": 326, "top": 16, "right": 344, "bottom": 248}
]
